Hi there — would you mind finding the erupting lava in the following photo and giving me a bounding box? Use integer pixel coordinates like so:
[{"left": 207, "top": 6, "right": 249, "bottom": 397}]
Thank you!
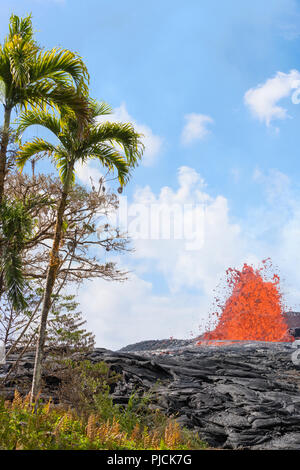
[{"left": 201, "top": 260, "right": 293, "bottom": 343}]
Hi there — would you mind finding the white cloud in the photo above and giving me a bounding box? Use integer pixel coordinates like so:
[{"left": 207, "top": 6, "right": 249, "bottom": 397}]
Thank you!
[
  {"left": 78, "top": 166, "right": 258, "bottom": 349},
  {"left": 75, "top": 161, "right": 103, "bottom": 187},
  {"left": 78, "top": 274, "right": 206, "bottom": 350},
  {"left": 96, "top": 103, "right": 163, "bottom": 167},
  {"left": 249, "top": 169, "right": 300, "bottom": 308},
  {"left": 76, "top": 165, "right": 300, "bottom": 350},
  {"left": 244, "top": 69, "right": 300, "bottom": 126},
  {"left": 252, "top": 167, "right": 291, "bottom": 204},
  {"left": 127, "top": 166, "right": 252, "bottom": 295},
  {"left": 181, "top": 113, "right": 214, "bottom": 145}
]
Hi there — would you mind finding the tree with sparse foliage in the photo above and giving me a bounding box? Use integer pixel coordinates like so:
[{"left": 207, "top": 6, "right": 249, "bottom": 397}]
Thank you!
[
  {"left": 16, "top": 101, "right": 143, "bottom": 398},
  {"left": 0, "top": 171, "right": 131, "bottom": 374},
  {"left": 0, "top": 288, "right": 95, "bottom": 352},
  {"left": 5, "top": 171, "right": 131, "bottom": 285},
  {"left": 18, "top": 291, "right": 95, "bottom": 356},
  {"left": 45, "top": 294, "right": 95, "bottom": 355}
]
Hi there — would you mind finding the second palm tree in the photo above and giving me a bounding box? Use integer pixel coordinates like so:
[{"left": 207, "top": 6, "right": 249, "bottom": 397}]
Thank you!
[{"left": 16, "top": 102, "right": 144, "bottom": 399}]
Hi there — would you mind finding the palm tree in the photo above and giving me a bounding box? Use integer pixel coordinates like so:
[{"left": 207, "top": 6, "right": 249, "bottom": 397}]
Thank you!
[
  {"left": 16, "top": 102, "right": 144, "bottom": 399},
  {"left": 0, "top": 13, "right": 90, "bottom": 201}
]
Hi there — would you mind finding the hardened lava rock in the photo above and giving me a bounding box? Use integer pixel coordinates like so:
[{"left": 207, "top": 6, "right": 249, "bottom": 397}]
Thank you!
[{"left": 2, "top": 340, "right": 300, "bottom": 449}]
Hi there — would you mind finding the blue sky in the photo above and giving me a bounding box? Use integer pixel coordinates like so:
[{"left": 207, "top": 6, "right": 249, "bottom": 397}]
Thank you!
[{"left": 2, "top": 0, "right": 300, "bottom": 348}]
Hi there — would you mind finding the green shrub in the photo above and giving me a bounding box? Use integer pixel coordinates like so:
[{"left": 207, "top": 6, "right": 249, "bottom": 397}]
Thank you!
[
  {"left": 0, "top": 360, "right": 207, "bottom": 450},
  {"left": 0, "top": 390, "right": 207, "bottom": 450}
]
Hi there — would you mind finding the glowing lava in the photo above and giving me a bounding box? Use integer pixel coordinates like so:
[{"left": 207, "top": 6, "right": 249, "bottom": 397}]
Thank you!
[{"left": 201, "top": 260, "right": 293, "bottom": 343}]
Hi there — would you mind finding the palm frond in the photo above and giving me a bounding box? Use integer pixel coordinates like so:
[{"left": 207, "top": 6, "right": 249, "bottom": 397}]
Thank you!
[
  {"left": 16, "top": 100, "right": 144, "bottom": 188},
  {"left": 31, "top": 48, "right": 90, "bottom": 93},
  {"left": 16, "top": 81, "right": 91, "bottom": 125},
  {"left": 3, "top": 248, "right": 28, "bottom": 311},
  {"left": 16, "top": 138, "right": 57, "bottom": 170},
  {"left": 3, "top": 14, "right": 38, "bottom": 89},
  {"left": 0, "top": 198, "right": 33, "bottom": 310},
  {"left": 82, "top": 144, "right": 129, "bottom": 186},
  {"left": 4, "top": 35, "right": 38, "bottom": 87},
  {"left": 0, "top": 51, "right": 12, "bottom": 89},
  {"left": 89, "top": 99, "right": 112, "bottom": 118},
  {"left": 17, "top": 109, "right": 62, "bottom": 138},
  {"left": 86, "top": 121, "right": 144, "bottom": 167},
  {"left": 8, "top": 14, "right": 34, "bottom": 43}
]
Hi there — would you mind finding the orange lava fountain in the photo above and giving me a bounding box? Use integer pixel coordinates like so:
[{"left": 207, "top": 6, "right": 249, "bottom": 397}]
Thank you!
[{"left": 201, "top": 260, "right": 293, "bottom": 343}]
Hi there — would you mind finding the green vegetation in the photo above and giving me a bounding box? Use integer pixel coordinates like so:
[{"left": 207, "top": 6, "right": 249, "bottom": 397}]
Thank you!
[
  {"left": 0, "top": 361, "right": 206, "bottom": 450},
  {"left": 0, "top": 197, "right": 34, "bottom": 310},
  {"left": 0, "top": 13, "right": 204, "bottom": 451},
  {"left": 0, "top": 360, "right": 207, "bottom": 450},
  {"left": 0, "top": 394, "right": 206, "bottom": 450}
]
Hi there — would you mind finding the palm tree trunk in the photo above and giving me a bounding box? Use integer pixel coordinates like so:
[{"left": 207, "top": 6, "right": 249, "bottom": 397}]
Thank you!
[
  {"left": 0, "top": 106, "right": 12, "bottom": 203},
  {"left": 30, "top": 167, "right": 73, "bottom": 400}
]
